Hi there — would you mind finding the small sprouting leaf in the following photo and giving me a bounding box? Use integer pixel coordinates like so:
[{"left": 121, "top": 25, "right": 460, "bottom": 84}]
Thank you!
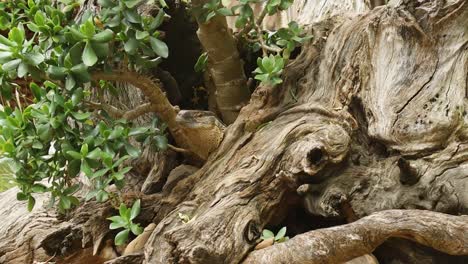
[
  {"left": 178, "top": 212, "right": 190, "bottom": 223},
  {"left": 262, "top": 229, "right": 275, "bottom": 239},
  {"left": 81, "top": 19, "right": 96, "bottom": 38},
  {"left": 130, "top": 224, "right": 143, "bottom": 235},
  {"left": 119, "top": 203, "right": 128, "bottom": 219},
  {"left": 194, "top": 52, "right": 208, "bottom": 73},
  {"left": 275, "top": 227, "right": 286, "bottom": 241},
  {"left": 82, "top": 42, "right": 98, "bottom": 66},
  {"left": 130, "top": 199, "right": 141, "bottom": 220},
  {"left": 114, "top": 229, "right": 129, "bottom": 246},
  {"left": 149, "top": 37, "right": 168, "bottom": 58}
]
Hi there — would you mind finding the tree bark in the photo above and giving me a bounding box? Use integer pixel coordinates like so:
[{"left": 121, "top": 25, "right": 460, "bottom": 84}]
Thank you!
[{"left": 1, "top": 0, "right": 467, "bottom": 263}]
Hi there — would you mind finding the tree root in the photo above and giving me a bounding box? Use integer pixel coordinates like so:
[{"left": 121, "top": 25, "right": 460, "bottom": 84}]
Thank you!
[{"left": 244, "top": 210, "right": 468, "bottom": 264}]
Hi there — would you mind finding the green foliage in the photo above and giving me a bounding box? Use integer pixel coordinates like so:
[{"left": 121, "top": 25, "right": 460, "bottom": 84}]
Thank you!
[
  {"left": 178, "top": 212, "right": 191, "bottom": 223},
  {"left": 107, "top": 199, "right": 143, "bottom": 245},
  {"left": 194, "top": 52, "right": 208, "bottom": 73},
  {"left": 0, "top": 157, "right": 16, "bottom": 192},
  {"left": 194, "top": 0, "right": 312, "bottom": 86},
  {"left": 254, "top": 54, "right": 284, "bottom": 85},
  {"left": 261, "top": 227, "right": 289, "bottom": 243},
  {"left": 192, "top": 0, "right": 233, "bottom": 23},
  {"left": 0, "top": 0, "right": 170, "bottom": 212}
]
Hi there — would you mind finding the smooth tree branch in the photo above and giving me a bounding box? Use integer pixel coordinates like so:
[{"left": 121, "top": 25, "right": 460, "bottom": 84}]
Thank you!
[{"left": 244, "top": 210, "right": 468, "bottom": 264}]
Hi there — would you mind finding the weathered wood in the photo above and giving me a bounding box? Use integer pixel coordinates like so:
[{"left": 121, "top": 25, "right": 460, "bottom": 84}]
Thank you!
[{"left": 243, "top": 210, "right": 468, "bottom": 263}]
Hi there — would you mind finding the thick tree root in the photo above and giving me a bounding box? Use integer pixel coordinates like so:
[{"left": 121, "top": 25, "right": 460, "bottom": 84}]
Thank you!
[{"left": 244, "top": 210, "right": 468, "bottom": 264}]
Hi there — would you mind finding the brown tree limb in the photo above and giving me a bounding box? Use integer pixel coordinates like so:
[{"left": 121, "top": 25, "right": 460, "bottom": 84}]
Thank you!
[
  {"left": 192, "top": 1, "right": 251, "bottom": 124},
  {"left": 244, "top": 210, "right": 468, "bottom": 264}
]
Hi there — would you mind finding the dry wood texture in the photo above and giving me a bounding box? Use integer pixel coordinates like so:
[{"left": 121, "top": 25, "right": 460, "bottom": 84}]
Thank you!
[{"left": 0, "top": 0, "right": 467, "bottom": 263}]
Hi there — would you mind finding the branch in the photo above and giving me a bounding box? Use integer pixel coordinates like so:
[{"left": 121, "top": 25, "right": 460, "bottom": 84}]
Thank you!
[
  {"left": 91, "top": 71, "right": 196, "bottom": 157},
  {"left": 244, "top": 210, "right": 468, "bottom": 264},
  {"left": 86, "top": 101, "right": 158, "bottom": 120},
  {"left": 237, "top": 1, "right": 269, "bottom": 37}
]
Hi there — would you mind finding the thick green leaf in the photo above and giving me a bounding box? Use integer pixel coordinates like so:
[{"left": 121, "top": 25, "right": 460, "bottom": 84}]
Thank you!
[
  {"left": 70, "top": 63, "right": 91, "bottom": 82},
  {"left": 130, "top": 224, "right": 143, "bottom": 235},
  {"left": 125, "top": 143, "right": 140, "bottom": 158},
  {"left": 275, "top": 227, "right": 287, "bottom": 241},
  {"left": 124, "top": 38, "right": 139, "bottom": 54},
  {"left": 96, "top": 190, "right": 109, "bottom": 202},
  {"left": 124, "top": 0, "right": 143, "bottom": 8},
  {"left": 80, "top": 159, "right": 92, "bottom": 176},
  {"left": 34, "top": 11, "right": 46, "bottom": 26},
  {"left": 66, "top": 150, "right": 82, "bottom": 160},
  {"left": 48, "top": 65, "right": 67, "bottom": 79},
  {"left": 17, "top": 192, "right": 28, "bottom": 201},
  {"left": 82, "top": 42, "right": 98, "bottom": 66},
  {"left": 130, "top": 199, "right": 141, "bottom": 220},
  {"left": 59, "top": 196, "right": 72, "bottom": 210},
  {"left": 114, "top": 229, "right": 129, "bottom": 246},
  {"left": 119, "top": 203, "right": 128, "bottom": 219},
  {"left": 92, "top": 29, "right": 114, "bottom": 43},
  {"left": 68, "top": 159, "right": 81, "bottom": 177},
  {"left": 135, "top": 30, "right": 149, "bottom": 40},
  {"left": 80, "top": 143, "right": 89, "bottom": 156},
  {"left": 71, "top": 111, "right": 91, "bottom": 120},
  {"left": 71, "top": 88, "right": 83, "bottom": 106},
  {"left": 109, "top": 221, "right": 127, "bottom": 230},
  {"left": 262, "top": 229, "right": 274, "bottom": 239},
  {"left": 27, "top": 196, "right": 36, "bottom": 211},
  {"left": 65, "top": 75, "right": 76, "bottom": 90},
  {"left": 149, "top": 37, "right": 168, "bottom": 58},
  {"left": 24, "top": 53, "right": 44, "bottom": 66},
  {"left": 154, "top": 135, "right": 168, "bottom": 150},
  {"left": 150, "top": 9, "right": 165, "bottom": 30},
  {"left": 9, "top": 27, "right": 24, "bottom": 45},
  {"left": 31, "top": 184, "right": 47, "bottom": 193},
  {"left": 86, "top": 148, "right": 102, "bottom": 160},
  {"left": 194, "top": 52, "right": 208, "bottom": 72},
  {"left": 2, "top": 59, "right": 21, "bottom": 71},
  {"left": 69, "top": 26, "right": 86, "bottom": 40},
  {"left": 80, "top": 19, "right": 95, "bottom": 38},
  {"left": 217, "top": 8, "right": 233, "bottom": 16},
  {"left": 17, "top": 62, "right": 28, "bottom": 78}
]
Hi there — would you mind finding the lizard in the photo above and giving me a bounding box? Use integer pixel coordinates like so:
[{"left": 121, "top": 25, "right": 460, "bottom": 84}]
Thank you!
[{"left": 175, "top": 110, "right": 226, "bottom": 161}]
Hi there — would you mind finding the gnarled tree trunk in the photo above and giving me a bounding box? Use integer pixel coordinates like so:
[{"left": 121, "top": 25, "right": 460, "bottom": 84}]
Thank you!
[{"left": 1, "top": 0, "right": 467, "bottom": 263}]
